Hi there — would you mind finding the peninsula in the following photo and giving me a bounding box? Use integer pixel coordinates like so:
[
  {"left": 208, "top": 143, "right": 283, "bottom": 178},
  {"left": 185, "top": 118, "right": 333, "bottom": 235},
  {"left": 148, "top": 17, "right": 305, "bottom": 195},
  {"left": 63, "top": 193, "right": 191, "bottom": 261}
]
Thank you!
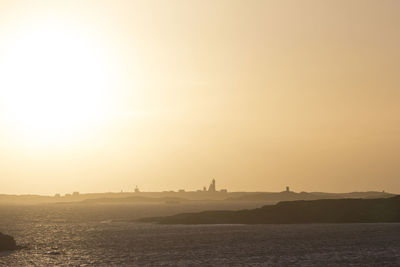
[{"left": 138, "top": 196, "right": 400, "bottom": 224}]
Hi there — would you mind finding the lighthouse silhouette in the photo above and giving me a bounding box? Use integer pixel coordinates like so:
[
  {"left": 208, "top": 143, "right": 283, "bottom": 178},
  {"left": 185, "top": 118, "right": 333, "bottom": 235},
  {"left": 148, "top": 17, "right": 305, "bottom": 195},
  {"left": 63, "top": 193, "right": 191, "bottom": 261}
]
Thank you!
[{"left": 208, "top": 179, "right": 216, "bottom": 192}]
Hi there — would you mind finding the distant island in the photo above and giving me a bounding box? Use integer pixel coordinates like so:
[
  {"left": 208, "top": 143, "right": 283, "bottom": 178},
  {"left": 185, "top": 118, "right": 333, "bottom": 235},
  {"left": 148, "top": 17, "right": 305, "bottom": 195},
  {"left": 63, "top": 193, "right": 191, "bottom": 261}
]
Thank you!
[
  {"left": 0, "top": 180, "right": 394, "bottom": 205},
  {"left": 138, "top": 196, "right": 400, "bottom": 224}
]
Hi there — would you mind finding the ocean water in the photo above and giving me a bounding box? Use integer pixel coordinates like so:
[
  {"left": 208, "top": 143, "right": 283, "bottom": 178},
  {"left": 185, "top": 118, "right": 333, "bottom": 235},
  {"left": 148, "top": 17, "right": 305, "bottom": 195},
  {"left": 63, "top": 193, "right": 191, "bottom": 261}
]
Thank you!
[{"left": 1, "top": 204, "right": 400, "bottom": 266}]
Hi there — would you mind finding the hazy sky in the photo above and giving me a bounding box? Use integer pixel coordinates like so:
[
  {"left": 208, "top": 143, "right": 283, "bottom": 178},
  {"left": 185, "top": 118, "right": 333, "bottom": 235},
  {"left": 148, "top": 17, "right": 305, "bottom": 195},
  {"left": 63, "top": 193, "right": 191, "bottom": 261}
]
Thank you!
[{"left": 0, "top": 0, "right": 399, "bottom": 194}]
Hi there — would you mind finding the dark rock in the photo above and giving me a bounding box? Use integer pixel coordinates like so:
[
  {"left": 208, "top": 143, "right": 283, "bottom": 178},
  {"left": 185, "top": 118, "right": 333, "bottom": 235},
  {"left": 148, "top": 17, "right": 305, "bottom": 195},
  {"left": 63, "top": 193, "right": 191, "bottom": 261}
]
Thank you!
[
  {"left": 138, "top": 195, "right": 400, "bottom": 224},
  {"left": 0, "top": 232, "right": 17, "bottom": 252}
]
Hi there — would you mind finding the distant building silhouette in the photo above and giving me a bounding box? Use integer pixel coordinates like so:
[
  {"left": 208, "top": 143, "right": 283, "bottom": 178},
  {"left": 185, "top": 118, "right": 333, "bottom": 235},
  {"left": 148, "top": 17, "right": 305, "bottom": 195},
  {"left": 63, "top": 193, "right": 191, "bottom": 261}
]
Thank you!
[
  {"left": 135, "top": 186, "right": 140, "bottom": 193},
  {"left": 286, "top": 186, "right": 290, "bottom": 192},
  {"left": 208, "top": 179, "right": 216, "bottom": 192}
]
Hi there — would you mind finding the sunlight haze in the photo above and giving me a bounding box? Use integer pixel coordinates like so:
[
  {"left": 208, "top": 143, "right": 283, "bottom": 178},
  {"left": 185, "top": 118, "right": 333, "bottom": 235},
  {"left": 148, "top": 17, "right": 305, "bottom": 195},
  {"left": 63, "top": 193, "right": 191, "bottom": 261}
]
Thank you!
[{"left": 0, "top": 0, "right": 399, "bottom": 194}]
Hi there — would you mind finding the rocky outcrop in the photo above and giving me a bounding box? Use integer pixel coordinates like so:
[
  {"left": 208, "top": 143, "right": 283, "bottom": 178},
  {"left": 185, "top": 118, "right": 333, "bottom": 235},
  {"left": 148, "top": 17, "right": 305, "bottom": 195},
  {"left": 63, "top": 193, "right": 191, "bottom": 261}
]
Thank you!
[
  {"left": 138, "top": 196, "right": 400, "bottom": 224},
  {"left": 0, "top": 232, "right": 17, "bottom": 252}
]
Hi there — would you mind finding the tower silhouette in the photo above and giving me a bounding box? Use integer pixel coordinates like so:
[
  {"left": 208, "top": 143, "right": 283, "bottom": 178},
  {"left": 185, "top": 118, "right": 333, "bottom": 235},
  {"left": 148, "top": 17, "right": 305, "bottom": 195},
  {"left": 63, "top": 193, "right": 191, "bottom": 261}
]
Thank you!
[{"left": 208, "top": 179, "right": 216, "bottom": 192}]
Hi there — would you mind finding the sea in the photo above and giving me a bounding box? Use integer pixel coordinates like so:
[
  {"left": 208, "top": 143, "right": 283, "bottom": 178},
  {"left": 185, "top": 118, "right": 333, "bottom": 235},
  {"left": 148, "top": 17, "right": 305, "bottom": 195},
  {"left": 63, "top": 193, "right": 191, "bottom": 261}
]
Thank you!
[{"left": 0, "top": 203, "right": 400, "bottom": 266}]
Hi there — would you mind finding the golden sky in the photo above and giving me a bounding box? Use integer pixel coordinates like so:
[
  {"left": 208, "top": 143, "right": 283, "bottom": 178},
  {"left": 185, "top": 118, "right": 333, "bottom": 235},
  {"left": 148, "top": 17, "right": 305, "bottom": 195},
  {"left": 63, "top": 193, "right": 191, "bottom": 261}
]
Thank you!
[{"left": 0, "top": 0, "right": 399, "bottom": 194}]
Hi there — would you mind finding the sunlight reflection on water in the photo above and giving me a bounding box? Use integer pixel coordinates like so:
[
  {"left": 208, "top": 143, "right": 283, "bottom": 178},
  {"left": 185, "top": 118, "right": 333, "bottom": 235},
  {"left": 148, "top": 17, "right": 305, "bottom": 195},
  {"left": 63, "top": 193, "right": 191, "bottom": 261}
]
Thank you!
[{"left": 1, "top": 205, "right": 400, "bottom": 266}]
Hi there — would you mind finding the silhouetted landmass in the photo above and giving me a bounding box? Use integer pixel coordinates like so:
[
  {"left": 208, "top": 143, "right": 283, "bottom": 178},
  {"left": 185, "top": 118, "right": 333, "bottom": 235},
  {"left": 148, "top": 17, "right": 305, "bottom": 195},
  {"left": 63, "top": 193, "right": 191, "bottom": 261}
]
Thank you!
[
  {"left": 79, "top": 191, "right": 394, "bottom": 205},
  {"left": 0, "top": 190, "right": 394, "bottom": 205},
  {"left": 81, "top": 196, "right": 187, "bottom": 204},
  {"left": 78, "top": 191, "right": 394, "bottom": 205},
  {"left": 0, "top": 232, "right": 17, "bottom": 252},
  {"left": 227, "top": 191, "right": 394, "bottom": 202},
  {"left": 138, "top": 196, "right": 400, "bottom": 224}
]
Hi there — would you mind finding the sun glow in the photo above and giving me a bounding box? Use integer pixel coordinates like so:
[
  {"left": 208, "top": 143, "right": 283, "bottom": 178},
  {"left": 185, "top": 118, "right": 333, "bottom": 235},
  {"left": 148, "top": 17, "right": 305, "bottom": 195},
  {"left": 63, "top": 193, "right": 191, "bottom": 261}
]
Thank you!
[{"left": 0, "top": 20, "right": 116, "bottom": 144}]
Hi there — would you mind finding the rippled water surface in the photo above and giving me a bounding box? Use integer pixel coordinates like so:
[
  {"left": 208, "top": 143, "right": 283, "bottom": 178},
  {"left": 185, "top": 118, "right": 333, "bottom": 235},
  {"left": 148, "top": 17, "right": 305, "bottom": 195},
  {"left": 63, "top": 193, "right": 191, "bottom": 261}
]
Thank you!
[{"left": 1, "top": 204, "right": 400, "bottom": 266}]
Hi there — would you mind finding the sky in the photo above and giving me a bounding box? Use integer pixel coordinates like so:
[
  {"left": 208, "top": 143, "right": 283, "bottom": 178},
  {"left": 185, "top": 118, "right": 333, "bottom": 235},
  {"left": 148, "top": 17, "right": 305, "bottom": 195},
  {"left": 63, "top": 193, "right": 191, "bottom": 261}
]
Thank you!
[{"left": 0, "top": 0, "right": 399, "bottom": 195}]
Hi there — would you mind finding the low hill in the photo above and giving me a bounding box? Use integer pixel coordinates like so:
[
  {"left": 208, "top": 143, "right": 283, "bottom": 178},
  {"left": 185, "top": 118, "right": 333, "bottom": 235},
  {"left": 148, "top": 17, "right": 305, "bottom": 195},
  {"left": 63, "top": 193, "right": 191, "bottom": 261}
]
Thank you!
[
  {"left": 227, "top": 191, "right": 394, "bottom": 202},
  {"left": 81, "top": 196, "right": 187, "bottom": 204},
  {"left": 138, "top": 196, "right": 400, "bottom": 224}
]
